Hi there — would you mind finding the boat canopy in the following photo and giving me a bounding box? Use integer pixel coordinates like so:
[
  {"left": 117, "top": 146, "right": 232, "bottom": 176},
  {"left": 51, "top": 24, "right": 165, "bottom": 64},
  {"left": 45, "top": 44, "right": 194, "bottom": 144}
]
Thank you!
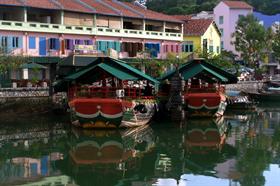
[
  {"left": 20, "top": 63, "right": 47, "bottom": 69},
  {"left": 160, "top": 59, "right": 238, "bottom": 84},
  {"left": 54, "top": 57, "right": 159, "bottom": 92},
  {"left": 65, "top": 63, "right": 138, "bottom": 81}
]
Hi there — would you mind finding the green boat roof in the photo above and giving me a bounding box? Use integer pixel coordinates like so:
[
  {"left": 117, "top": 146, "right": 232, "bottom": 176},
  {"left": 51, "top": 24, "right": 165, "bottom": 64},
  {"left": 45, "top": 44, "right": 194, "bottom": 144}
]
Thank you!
[
  {"left": 58, "top": 55, "right": 98, "bottom": 67},
  {"left": 20, "top": 63, "right": 47, "bottom": 69},
  {"left": 65, "top": 63, "right": 138, "bottom": 81},
  {"left": 55, "top": 57, "right": 159, "bottom": 91},
  {"left": 160, "top": 59, "right": 237, "bottom": 84}
]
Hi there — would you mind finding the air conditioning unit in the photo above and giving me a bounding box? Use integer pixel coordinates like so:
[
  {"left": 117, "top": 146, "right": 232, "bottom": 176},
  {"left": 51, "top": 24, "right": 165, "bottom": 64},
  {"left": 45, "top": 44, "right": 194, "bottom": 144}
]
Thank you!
[{"left": 116, "top": 89, "right": 125, "bottom": 98}]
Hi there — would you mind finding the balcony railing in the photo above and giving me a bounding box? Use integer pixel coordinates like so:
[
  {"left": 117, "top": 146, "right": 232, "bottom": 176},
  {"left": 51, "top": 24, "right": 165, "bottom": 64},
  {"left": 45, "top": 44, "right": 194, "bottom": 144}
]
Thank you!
[{"left": 0, "top": 20, "right": 183, "bottom": 41}]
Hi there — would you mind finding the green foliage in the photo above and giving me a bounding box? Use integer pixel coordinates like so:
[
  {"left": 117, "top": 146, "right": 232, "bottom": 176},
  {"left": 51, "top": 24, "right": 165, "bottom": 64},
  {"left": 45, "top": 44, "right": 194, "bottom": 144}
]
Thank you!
[
  {"left": 232, "top": 15, "right": 267, "bottom": 69},
  {"left": 120, "top": 0, "right": 280, "bottom": 15},
  {"left": 272, "top": 25, "right": 280, "bottom": 61},
  {"left": 0, "top": 54, "right": 28, "bottom": 74}
]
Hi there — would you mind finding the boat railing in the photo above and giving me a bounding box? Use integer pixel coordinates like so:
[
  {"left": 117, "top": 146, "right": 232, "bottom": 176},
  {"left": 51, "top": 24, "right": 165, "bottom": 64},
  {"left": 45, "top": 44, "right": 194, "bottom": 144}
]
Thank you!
[
  {"left": 68, "top": 86, "right": 154, "bottom": 100},
  {"left": 185, "top": 84, "right": 218, "bottom": 94}
]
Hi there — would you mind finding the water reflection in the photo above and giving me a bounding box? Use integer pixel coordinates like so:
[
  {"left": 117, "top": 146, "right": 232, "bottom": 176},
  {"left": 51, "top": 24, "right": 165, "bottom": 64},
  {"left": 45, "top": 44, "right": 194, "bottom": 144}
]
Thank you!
[
  {"left": 0, "top": 107, "right": 280, "bottom": 186},
  {"left": 60, "top": 126, "right": 156, "bottom": 186},
  {"left": 0, "top": 121, "right": 70, "bottom": 185}
]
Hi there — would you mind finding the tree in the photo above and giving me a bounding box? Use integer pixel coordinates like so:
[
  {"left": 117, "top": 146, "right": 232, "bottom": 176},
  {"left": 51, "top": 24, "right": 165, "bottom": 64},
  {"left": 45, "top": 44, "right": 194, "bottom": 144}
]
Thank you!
[
  {"left": 272, "top": 24, "right": 280, "bottom": 62},
  {"left": 232, "top": 15, "right": 267, "bottom": 69}
]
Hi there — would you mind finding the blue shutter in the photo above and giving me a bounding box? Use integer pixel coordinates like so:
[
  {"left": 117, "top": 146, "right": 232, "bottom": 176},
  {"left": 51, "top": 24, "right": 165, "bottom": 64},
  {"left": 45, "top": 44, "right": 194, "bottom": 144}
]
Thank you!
[
  {"left": 7, "top": 36, "right": 13, "bottom": 53},
  {"left": 0, "top": 36, "right": 2, "bottom": 48},
  {"left": 18, "top": 37, "right": 23, "bottom": 48},
  {"left": 55, "top": 38, "right": 60, "bottom": 50},
  {"left": 115, "top": 42, "right": 120, "bottom": 52},
  {"left": 29, "top": 37, "right": 36, "bottom": 49},
  {"left": 39, "top": 37, "right": 47, "bottom": 56}
]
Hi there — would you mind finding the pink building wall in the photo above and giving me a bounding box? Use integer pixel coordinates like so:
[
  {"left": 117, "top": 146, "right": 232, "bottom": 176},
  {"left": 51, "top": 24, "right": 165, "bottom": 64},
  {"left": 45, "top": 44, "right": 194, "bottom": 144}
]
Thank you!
[
  {"left": 0, "top": 30, "right": 181, "bottom": 59},
  {"left": 214, "top": 2, "right": 253, "bottom": 56}
]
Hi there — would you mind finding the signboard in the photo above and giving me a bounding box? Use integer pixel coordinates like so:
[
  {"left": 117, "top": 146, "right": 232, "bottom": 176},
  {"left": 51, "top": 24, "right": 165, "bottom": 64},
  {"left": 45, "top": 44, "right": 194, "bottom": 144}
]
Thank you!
[{"left": 74, "top": 45, "right": 97, "bottom": 51}]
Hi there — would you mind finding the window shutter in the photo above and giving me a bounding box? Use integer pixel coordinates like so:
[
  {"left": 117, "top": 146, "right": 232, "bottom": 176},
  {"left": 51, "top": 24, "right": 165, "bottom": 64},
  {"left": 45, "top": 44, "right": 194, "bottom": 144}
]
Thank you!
[
  {"left": 29, "top": 37, "right": 36, "bottom": 49},
  {"left": 55, "top": 39, "right": 60, "bottom": 50},
  {"left": 7, "top": 36, "right": 13, "bottom": 53},
  {"left": 18, "top": 37, "right": 23, "bottom": 48}
]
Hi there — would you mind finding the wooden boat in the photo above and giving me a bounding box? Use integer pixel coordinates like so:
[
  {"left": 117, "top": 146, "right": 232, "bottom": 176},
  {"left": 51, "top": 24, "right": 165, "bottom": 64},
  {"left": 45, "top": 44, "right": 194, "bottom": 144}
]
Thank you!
[
  {"left": 247, "top": 81, "right": 280, "bottom": 102},
  {"left": 185, "top": 83, "right": 227, "bottom": 117},
  {"left": 160, "top": 59, "right": 238, "bottom": 118},
  {"left": 55, "top": 57, "right": 158, "bottom": 128},
  {"left": 226, "top": 90, "right": 256, "bottom": 111}
]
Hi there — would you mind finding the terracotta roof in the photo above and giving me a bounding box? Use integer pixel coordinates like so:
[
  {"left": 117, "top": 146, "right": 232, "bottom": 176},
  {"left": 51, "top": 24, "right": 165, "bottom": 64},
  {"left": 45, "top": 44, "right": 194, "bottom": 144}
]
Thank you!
[
  {"left": 56, "top": 0, "right": 94, "bottom": 13},
  {"left": 0, "top": 0, "right": 24, "bottom": 6},
  {"left": 0, "top": 0, "right": 182, "bottom": 22},
  {"left": 222, "top": 1, "right": 253, "bottom": 9},
  {"left": 172, "top": 15, "right": 193, "bottom": 21},
  {"left": 24, "top": 0, "right": 61, "bottom": 10},
  {"left": 102, "top": 0, "right": 142, "bottom": 18},
  {"left": 80, "top": 0, "right": 118, "bottom": 15},
  {"left": 183, "top": 19, "right": 213, "bottom": 36},
  {"left": 123, "top": 2, "right": 182, "bottom": 23}
]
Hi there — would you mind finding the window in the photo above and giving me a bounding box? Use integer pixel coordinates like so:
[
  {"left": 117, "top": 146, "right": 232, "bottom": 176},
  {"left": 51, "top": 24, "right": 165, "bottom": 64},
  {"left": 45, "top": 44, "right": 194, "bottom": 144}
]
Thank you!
[
  {"left": 183, "top": 41, "right": 194, "bottom": 52},
  {"left": 209, "top": 45, "right": 214, "bottom": 53},
  {"left": 1, "top": 36, "right": 8, "bottom": 47},
  {"left": 29, "top": 36, "right": 36, "bottom": 49},
  {"left": 65, "top": 39, "right": 71, "bottom": 50},
  {"left": 12, "top": 37, "right": 19, "bottom": 48},
  {"left": 220, "top": 28, "right": 224, "bottom": 37},
  {"left": 217, "top": 46, "right": 220, "bottom": 53},
  {"left": 49, "top": 38, "right": 56, "bottom": 50},
  {"left": 219, "top": 16, "right": 224, "bottom": 24},
  {"left": 221, "top": 41, "right": 224, "bottom": 49},
  {"left": 84, "top": 40, "right": 91, "bottom": 45},
  {"left": 49, "top": 38, "right": 59, "bottom": 50}
]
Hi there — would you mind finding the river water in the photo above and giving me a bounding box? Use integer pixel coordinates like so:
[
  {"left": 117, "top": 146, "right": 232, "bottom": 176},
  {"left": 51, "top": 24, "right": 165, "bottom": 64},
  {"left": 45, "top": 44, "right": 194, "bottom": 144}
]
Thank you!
[{"left": 0, "top": 104, "right": 280, "bottom": 186}]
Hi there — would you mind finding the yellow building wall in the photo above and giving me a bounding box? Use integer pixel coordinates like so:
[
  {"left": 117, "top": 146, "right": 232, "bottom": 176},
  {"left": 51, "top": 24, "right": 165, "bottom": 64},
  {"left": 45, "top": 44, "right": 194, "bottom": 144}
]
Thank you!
[
  {"left": 183, "top": 23, "right": 221, "bottom": 56},
  {"left": 201, "top": 23, "right": 221, "bottom": 55},
  {"left": 183, "top": 36, "right": 201, "bottom": 53}
]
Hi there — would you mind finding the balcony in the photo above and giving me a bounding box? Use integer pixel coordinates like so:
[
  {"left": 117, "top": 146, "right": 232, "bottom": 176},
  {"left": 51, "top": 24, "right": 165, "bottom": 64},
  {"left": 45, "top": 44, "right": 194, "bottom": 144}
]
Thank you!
[{"left": 0, "top": 20, "right": 183, "bottom": 41}]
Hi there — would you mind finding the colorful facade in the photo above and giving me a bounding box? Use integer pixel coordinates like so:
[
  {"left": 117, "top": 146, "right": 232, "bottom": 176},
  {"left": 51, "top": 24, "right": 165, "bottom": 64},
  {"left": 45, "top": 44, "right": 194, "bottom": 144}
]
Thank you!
[
  {"left": 0, "top": 0, "right": 183, "bottom": 59},
  {"left": 214, "top": 1, "right": 253, "bottom": 55},
  {"left": 175, "top": 16, "right": 221, "bottom": 55}
]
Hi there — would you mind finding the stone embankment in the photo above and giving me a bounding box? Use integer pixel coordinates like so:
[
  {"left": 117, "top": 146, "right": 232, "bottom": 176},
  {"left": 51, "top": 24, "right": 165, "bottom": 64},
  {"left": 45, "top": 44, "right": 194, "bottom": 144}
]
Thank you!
[
  {"left": 0, "top": 87, "right": 52, "bottom": 117},
  {"left": 0, "top": 87, "right": 49, "bottom": 98},
  {"left": 225, "top": 81, "right": 264, "bottom": 93}
]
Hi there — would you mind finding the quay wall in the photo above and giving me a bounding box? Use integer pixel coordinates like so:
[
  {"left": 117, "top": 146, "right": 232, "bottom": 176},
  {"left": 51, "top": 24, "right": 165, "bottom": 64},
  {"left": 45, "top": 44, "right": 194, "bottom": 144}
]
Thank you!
[
  {"left": 225, "top": 81, "right": 263, "bottom": 93},
  {"left": 0, "top": 87, "right": 52, "bottom": 117}
]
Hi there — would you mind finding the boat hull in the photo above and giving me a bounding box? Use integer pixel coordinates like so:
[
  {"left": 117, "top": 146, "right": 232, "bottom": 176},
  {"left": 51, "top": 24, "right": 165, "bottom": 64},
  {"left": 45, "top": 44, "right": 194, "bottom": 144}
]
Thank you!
[
  {"left": 248, "top": 92, "right": 280, "bottom": 102},
  {"left": 69, "top": 98, "right": 156, "bottom": 128},
  {"left": 185, "top": 93, "right": 226, "bottom": 117}
]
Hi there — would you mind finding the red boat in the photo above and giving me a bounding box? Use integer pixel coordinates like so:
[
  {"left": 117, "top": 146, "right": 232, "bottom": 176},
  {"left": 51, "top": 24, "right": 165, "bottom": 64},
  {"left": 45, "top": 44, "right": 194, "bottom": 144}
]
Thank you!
[
  {"left": 55, "top": 57, "right": 158, "bottom": 128},
  {"left": 160, "top": 59, "right": 237, "bottom": 117}
]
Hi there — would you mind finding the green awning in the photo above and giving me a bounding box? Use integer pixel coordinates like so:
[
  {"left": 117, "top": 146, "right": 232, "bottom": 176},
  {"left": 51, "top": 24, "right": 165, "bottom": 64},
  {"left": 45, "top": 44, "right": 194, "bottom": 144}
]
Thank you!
[
  {"left": 20, "top": 63, "right": 47, "bottom": 69},
  {"left": 113, "top": 58, "right": 159, "bottom": 84},
  {"left": 160, "top": 59, "right": 237, "bottom": 84},
  {"left": 180, "top": 64, "right": 228, "bottom": 82},
  {"left": 65, "top": 63, "right": 138, "bottom": 81},
  {"left": 201, "top": 65, "right": 228, "bottom": 82},
  {"left": 98, "top": 63, "right": 138, "bottom": 80}
]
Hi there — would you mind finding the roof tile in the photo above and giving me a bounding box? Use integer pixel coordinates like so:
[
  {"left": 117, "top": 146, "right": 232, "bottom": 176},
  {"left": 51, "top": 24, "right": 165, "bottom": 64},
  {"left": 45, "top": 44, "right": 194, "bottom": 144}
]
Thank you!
[
  {"left": 24, "top": 0, "right": 60, "bottom": 10},
  {"left": 222, "top": 1, "right": 253, "bottom": 9},
  {"left": 0, "top": 0, "right": 23, "bottom": 6},
  {"left": 123, "top": 2, "right": 182, "bottom": 23},
  {"left": 56, "top": 0, "right": 94, "bottom": 13},
  {"left": 183, "top": 19, "right": 213, "bottom": 36}
]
